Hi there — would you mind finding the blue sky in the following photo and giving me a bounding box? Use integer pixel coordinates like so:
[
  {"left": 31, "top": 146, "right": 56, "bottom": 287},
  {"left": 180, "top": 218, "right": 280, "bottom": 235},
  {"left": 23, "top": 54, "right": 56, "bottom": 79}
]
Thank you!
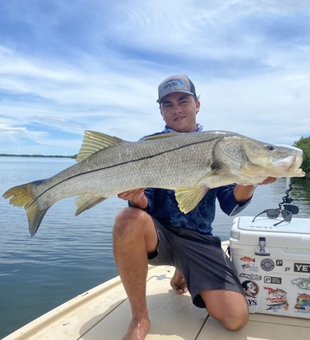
[{"left": 0, "top": 0, "right": 309, "bottom": 155}]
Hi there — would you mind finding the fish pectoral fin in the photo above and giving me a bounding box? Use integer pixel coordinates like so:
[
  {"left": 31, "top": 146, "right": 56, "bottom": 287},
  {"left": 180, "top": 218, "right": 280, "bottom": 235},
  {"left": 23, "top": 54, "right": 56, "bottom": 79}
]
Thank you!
[
  {"left": 194, "top": 170, "right": 233, "bottom": 188},
  {"left": 143, "top": 132, "right": 180, "bottom": 140},
  {"left": 75, "top": 195, "right": 107, "bottom": 216},
  {"left": 240, "top": 163, "right": 266, "bottom": 176},
  {"left": 76, "top": 131, "right": 124, "bottom": 162},
  {"left": 174, "top": 187, "right": 209, "bottom": 214}
]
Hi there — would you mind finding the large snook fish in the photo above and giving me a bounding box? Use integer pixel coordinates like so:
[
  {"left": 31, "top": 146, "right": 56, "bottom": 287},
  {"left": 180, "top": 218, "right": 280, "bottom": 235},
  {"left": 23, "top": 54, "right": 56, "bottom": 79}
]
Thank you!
[{"left": 3, "top": 130, "right": 305, "bottom": 236}]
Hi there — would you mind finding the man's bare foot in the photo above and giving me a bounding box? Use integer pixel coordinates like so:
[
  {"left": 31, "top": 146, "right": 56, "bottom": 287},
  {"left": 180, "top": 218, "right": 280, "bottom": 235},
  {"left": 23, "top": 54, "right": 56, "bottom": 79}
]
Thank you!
[
  {"left": 122, "top": 313, "right": 150, "bottom": 340},
  {"left": 170, "top": 268, "right": 188, "bottom": 294}
]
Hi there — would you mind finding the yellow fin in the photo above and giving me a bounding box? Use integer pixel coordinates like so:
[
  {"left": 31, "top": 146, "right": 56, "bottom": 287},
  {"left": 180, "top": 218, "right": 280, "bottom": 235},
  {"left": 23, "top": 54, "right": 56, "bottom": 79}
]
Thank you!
[
  {"left": 3, "top": 183, "right": 49, "bottom": 236},
  {"left": 76, "top": 130, "right": 124, "bottom": 162},
  {"left": 240, "top": 163, "right": 266, "bottom": 177},
  {"left": 143, "top": 132, "right": 180, "bottom": 141},
  {"left": 75, "top": 195, "right": 107, "bottom": 216},
  {"left": 3, "top": 183, "right": 34, "bottom": 208},
  {"left": 175, "top": 187, "right": 209, "bottom": 214},
  {"left": 193, "top": 170, "right": 234, "bottom": 188}
]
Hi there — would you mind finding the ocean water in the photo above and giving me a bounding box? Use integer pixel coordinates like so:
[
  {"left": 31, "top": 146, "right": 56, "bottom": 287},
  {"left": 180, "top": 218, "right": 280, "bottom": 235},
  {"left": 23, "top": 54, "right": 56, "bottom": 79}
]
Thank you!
[{"left": 0, "top": 157, "right": 309, "bottom": 338}]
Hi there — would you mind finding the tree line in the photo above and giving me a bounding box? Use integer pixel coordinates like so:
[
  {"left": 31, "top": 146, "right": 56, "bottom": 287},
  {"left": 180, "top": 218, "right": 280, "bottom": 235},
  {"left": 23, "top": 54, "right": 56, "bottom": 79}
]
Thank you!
[
  {"left": 0, "top": 154, "right": 75, "bottom": 158},
  {"left": 294, "top": 136, "right": 310, "bottom": 179}
]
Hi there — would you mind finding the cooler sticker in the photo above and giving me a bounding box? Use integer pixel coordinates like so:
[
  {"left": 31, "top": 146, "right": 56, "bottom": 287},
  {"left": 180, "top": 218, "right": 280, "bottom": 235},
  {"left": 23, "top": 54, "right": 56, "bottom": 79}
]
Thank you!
[
  {"left": 241, "top": 263, "right": 258, "bottom": 271},
  {"left": 276, "top": 260, "right": 283, "bottom": 266},
  {"left": 240, "top": 256, "right": 255, "bottom": 263},
  {"left": 264, "top": 276, "right": 282, "bottom": 284},
  {"left": 294, "top": 294, "right": 310, "bottom": 312},
  {"left": 264, "top": 287, "right": 289, "bottom": 311},
  {"left": 247, "top": 299, "right": 258, "bottom": 307},
  {"left": 261, "top": 259, "right": 275, "bottom": 272},
  {"left": 294, "top": 263, "right": 310, "bottom": 273},
  {"left": 242, "top": 280, "right": 259, "bottom": 298},
  {"left": 239, "top": 273, "right": 262, "bottom": 281},
  {"left": 291, "top": 277, "right": 310, "bottom": 290}
]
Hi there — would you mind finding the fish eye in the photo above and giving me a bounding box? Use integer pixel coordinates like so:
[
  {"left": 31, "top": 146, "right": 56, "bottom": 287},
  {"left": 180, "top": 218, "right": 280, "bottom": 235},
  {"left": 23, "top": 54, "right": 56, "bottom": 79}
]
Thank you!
[{"left": 267, "top": 145, "right": 275, "bottom": 151}]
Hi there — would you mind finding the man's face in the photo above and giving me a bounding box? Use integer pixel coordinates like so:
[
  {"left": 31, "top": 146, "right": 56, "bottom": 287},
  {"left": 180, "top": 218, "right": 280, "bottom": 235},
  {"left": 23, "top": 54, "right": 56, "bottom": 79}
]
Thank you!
[{"left": 160, "top": 92, "right": 200, "bottom": 133}]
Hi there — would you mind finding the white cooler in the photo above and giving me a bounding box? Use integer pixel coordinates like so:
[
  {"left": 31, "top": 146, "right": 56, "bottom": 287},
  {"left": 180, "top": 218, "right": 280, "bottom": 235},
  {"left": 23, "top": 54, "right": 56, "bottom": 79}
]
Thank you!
[{"left": 230, "top": 216, "right": 310, "bottom": 319}]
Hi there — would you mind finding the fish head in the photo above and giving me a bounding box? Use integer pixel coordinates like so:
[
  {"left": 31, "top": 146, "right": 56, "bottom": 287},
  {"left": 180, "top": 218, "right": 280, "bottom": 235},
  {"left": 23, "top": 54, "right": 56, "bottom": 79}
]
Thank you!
[{"left": 241, "top": 138, "right": 305, "bottom": 178}]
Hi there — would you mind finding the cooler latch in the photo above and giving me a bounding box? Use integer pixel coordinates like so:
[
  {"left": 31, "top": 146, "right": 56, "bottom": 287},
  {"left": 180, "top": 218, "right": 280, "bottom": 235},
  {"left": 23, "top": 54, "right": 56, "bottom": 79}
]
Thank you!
[{"left": 255, "top": 237, "right": 270, "bottom": 256}]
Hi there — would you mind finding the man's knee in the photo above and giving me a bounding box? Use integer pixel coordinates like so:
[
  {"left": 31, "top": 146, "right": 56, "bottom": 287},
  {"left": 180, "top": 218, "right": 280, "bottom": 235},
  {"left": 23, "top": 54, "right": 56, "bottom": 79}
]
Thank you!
[
  {"left": 113, "top": 208, "right": 158, "bottom": 254},
  {"left": 115, "top": 207, "right": 142, "bottom": 225},
  {"left": 114, "top": 207, "right": 141, "bottom": 234},
  {"left": 220, "top": 307, "right": 249, "bottom": 331},
  {"left": 201, "top": 290, "right": 249, "bottom": 331},
  {"left": 113, "top": 207, "right": 151, "bottom": 238}
]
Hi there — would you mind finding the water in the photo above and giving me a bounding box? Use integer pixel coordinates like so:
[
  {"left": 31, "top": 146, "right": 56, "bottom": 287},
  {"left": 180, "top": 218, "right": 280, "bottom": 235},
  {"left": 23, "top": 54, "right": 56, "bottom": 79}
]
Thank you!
[{"left": 0, "top": 157, "right": 309, "bottom": 338}]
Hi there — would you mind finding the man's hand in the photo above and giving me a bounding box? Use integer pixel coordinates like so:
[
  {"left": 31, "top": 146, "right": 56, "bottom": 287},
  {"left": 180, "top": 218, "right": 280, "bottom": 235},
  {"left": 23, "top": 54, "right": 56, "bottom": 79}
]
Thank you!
[
  {"left": 118, "top": 188, "right": 149, "bottom": 210},
  {"left": 257, "top": 177, "right": 277, "bottom": 186}
]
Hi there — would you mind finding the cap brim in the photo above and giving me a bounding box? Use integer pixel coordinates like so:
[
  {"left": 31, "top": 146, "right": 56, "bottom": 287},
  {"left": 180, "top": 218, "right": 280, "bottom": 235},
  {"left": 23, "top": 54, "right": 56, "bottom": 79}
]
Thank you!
[{"left": 157, "top": 90, "right": 195, "bottom": 103}]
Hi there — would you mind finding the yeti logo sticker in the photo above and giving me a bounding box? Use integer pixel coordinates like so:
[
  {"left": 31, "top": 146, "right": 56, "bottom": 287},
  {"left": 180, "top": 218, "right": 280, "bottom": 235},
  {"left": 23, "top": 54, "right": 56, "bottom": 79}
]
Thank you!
[{"left": 294, "top": 263, "right": 310, "bottom": 273}]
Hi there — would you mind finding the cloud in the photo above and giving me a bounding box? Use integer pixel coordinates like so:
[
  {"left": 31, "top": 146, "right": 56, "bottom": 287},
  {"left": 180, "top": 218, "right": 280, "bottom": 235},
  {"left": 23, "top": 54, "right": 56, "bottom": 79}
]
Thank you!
[{"left": 0, "top": 0, "right": 309, "bottom": 154}]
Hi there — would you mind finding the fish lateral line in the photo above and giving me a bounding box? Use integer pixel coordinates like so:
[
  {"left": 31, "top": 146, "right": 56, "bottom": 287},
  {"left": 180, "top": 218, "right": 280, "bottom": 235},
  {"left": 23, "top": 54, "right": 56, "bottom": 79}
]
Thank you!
[{"left": 26, "top": 137, "right": 220, "bottom": 205}]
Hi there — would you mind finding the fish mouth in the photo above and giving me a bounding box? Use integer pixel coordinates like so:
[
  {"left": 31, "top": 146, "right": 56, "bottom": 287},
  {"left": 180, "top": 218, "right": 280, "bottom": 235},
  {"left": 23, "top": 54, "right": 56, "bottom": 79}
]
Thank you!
[
  {"left": 287, "top": 152, "right": 305, "bottom": 176},
  {"left": 272, "top": 150, "right": 305, "bottom": 177}
]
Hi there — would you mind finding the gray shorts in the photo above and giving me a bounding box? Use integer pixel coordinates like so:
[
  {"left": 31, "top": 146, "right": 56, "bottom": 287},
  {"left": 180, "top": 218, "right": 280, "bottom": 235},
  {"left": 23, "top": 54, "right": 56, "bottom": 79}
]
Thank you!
[{"left": 148, "top": 218, "right": 245, "bottom": 308}]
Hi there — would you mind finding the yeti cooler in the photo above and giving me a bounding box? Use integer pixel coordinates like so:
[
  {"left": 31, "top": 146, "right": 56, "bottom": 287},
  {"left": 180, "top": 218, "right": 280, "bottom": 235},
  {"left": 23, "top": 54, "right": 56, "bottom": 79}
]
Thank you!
[{"left": 230, "top": 216, "right": 310, "bottom": 319}]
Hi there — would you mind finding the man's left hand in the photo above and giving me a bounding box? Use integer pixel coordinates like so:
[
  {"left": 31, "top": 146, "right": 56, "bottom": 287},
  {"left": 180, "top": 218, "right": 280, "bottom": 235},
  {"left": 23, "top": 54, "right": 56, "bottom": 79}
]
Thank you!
[{"left": 257, "top": 177, "right": 277, "bottom": 185}]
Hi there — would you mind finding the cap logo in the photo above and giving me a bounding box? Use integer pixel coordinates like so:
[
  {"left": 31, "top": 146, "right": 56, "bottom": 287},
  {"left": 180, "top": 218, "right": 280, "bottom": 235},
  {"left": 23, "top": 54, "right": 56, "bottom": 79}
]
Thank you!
[{"left": 163, "top": 79, "right": 184, "bottom": 89}]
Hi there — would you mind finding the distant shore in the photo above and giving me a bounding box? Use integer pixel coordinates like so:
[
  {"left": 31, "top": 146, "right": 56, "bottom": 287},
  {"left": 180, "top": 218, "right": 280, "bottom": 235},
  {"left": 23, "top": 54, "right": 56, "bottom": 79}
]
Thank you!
[{"left": 0, "top": 154, "right": 76, "bottom": 159}]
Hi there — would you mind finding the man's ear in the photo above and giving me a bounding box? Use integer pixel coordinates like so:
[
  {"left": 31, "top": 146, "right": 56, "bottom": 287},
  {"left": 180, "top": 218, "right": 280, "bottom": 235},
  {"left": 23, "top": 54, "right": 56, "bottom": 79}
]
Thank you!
[{"left": 196, "top": 100, "right": 200, "bottom": 114}]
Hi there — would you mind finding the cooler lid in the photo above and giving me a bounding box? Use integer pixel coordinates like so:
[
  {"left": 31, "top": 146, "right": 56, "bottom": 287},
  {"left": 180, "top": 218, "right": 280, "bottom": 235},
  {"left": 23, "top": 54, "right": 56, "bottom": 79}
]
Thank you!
[{"left": 235, "top": 216, "right": 310, "bottom": 235}]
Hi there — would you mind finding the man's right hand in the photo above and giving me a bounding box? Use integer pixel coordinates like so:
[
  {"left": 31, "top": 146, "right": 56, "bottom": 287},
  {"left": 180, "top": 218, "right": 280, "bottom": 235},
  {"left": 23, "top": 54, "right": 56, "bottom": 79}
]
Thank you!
[{"left": 118, "top": 188, "right": 149, "bottom": 210}]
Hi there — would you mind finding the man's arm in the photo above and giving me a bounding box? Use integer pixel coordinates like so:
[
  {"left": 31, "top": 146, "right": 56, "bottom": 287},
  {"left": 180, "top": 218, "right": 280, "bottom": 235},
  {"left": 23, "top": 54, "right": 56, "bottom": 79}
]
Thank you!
[{"left": 233, "top": 177, "right": 277, "bottom": 204}]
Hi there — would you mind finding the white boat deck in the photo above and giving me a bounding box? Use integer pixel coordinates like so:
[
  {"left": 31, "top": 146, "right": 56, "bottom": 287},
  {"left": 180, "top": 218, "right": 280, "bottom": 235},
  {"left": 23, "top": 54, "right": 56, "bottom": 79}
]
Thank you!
[{"left": 4, "top": 244, "right": 310, "bottom": 340}]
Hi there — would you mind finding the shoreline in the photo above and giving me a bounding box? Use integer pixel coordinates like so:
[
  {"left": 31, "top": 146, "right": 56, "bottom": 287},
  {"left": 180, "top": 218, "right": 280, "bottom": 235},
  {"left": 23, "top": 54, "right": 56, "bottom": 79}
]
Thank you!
[{"left": 0, "top": 154, "right": 76, "bottom": 159}]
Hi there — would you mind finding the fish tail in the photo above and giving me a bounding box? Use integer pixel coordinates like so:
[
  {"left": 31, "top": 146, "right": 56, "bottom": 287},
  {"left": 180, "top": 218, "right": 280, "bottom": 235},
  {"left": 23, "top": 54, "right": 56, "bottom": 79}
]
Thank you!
[{"left": 3, "top": 182, "right": 49, "bottom": 236}]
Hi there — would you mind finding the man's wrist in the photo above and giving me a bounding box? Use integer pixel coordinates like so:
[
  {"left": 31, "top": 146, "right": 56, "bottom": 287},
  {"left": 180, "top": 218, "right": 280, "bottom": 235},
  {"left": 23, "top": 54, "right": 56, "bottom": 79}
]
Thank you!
[{"left": 234, "top": 184, "right": 257, "bottom": 204}]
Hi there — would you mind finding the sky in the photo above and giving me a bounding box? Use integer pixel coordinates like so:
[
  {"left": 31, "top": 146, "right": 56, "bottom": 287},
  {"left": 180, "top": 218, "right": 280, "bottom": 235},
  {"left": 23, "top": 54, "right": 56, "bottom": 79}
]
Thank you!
[{"left": 0, "top": 0, "right": 309, "bottom": 156}]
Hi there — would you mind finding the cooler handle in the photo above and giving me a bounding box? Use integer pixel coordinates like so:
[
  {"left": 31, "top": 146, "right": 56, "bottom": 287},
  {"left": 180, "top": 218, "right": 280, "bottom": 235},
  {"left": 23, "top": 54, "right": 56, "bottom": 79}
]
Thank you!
[{"left": 255, "top": 237, "right": 271, "bottom": 256}]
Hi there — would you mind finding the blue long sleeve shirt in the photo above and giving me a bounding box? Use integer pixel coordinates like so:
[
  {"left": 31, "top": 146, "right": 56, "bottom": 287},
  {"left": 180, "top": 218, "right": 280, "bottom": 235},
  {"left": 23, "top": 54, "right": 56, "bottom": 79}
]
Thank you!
[
  {"left": 145, "top": 186, "right": 249, "bottom": 235},
  {"left": 139, "top": 125, "right": 252, "bottom": 235}
]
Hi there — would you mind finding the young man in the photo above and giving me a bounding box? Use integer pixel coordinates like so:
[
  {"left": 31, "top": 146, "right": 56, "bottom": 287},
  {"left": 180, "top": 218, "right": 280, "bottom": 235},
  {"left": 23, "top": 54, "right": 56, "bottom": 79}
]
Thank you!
[{"left": 113, "top": 75, "right": 276, "bottom": 340}]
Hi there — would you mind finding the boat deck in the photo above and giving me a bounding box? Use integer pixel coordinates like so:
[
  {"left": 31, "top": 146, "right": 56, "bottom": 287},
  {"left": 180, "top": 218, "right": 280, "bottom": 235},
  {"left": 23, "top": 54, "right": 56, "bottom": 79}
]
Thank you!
[
  {"left": 4, "top": 243, "right": 310, "bottom": 340},
  {"left": 5, "top": 265, "right": 310, "bottom": 340}
]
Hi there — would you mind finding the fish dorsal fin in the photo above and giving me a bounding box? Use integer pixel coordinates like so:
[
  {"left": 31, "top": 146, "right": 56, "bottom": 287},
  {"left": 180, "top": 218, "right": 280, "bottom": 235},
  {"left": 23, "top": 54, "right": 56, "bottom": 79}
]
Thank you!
[
  {"left": 174, "top": 187, "right": 209, "bottom": 214},
  {"left": 76, "top": 130, "right": 124, "bottom": 162},
  {"left": 143, "top": 132, "right": 180, "bottom": 141}
]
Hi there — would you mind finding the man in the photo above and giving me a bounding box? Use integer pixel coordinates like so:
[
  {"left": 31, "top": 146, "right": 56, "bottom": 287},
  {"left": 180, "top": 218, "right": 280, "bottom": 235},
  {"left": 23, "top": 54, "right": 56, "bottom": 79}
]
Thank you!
[{"left": 113, "top": 75, "right": 276, "bottom": 340}]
